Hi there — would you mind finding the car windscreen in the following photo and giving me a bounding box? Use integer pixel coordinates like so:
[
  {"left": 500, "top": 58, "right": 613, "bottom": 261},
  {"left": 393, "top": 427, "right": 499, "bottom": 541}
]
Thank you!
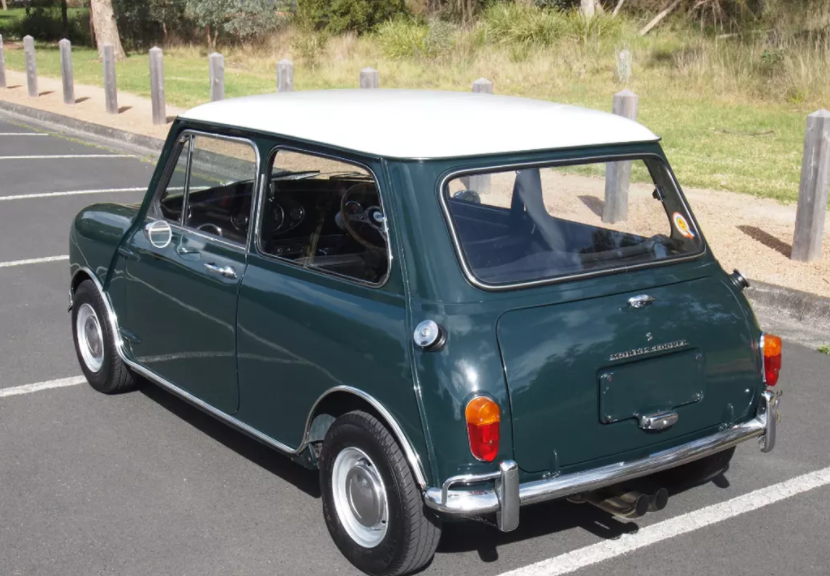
[{"left": 443, "top": 157, "right": 704, "bottom": 287}]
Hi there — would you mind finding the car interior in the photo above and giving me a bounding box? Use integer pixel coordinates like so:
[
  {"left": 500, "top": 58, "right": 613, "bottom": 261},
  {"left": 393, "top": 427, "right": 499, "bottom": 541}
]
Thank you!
[
  {"left": 157, "top": 163, "right": 389, "bottom": 285},
  {"left": 447, "top": 167, "right": 696, "bottom": 285}
]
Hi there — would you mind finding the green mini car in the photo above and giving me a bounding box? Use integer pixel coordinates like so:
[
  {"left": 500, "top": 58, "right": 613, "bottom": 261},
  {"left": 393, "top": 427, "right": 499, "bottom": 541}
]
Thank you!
[{"left": 69, "top": 90, "right": 782, "bottom": 576}]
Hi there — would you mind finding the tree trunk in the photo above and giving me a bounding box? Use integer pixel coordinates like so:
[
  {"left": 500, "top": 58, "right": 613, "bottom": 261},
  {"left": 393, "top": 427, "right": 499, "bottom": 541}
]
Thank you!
[
  {"left": 89, "top": 2, "right": 96, "bottom": 48},
  {"left": 61, "top": 0, "right": 68, "bottom": 38},
  {"left": 612, "top": 0, "right": 626, "bottom": 17},
  {"left": 1, "top": 0, "right": 7, "bottom": 12},
  {"left": 90, "top": 0, "right": 125, "bottom": 59},
  {"left": 580, "top": 0, "right": 595, "bottom": 19}
]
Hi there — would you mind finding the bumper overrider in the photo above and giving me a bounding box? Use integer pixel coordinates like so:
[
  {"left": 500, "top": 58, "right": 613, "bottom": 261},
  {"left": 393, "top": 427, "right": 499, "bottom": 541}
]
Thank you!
[{"left": 424, "top": 390, "right": 781, "bottom": 532}]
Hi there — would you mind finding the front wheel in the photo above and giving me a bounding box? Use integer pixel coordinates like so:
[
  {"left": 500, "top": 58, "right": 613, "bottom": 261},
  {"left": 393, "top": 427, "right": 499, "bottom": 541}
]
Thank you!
[
  {"left": 319, "top": 411, "right": 441, "bottom": 576},
  {"left": 71, "top": 280, "right": 138, "bottom": 394}
]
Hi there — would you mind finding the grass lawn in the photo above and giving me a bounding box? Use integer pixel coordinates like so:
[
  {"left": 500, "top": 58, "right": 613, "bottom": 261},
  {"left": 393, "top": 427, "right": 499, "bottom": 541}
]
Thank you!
[{"left": 1, "top": 40, "right": 812, "bottom": 203}]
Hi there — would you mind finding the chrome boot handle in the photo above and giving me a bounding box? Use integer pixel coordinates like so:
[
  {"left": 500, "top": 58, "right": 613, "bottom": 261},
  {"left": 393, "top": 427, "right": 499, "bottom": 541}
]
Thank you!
[{"left": 628, "top": 294, "right": 656, "bottom": 309}]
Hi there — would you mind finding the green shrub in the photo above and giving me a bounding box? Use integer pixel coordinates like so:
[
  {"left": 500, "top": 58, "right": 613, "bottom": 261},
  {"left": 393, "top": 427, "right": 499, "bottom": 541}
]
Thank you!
[
  {"left": 12, "top": 3, "right": 89, "bottom": 44},
  {"left": 291, "top": 31, "right": 329, "bottom": 67},
  {"left": 376, "top": 18, "right": 428, "bottom": 59},
  {"left": 376, "top": 17, "right": 456, "bottom": 59},
  {"left": 298, "top": 0, "right": 409, "bottom": 34},
  {"left": 480, "top": 2, "right": 567, "bottom": 46}
]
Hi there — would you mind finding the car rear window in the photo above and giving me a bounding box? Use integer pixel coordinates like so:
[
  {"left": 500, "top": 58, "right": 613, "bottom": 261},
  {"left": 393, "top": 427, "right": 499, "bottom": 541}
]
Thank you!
[{"left": 443, "top": 157, "right": 703, "bottom": 287}]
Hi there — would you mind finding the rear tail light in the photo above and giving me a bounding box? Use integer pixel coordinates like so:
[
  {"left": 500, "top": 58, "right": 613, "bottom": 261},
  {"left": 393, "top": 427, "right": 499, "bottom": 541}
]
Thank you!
[
  {"left": 465, "top": 396, "right": 500, "bottom": 462},
  {"left": 762, "top": 333, "right": 782, "bottom": 386}
]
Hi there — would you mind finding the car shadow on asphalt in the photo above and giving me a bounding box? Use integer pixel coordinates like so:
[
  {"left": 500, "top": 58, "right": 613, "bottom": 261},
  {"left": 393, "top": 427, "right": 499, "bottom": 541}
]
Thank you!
[
  {"left": 437, "top": 472, "right": 731, "bottom": 563},
  {"left": 139, "top": 381, "right": 321, "bottom": 499},
  {"left": 437, "top": 498, "right": 640, "bottom": 562}
]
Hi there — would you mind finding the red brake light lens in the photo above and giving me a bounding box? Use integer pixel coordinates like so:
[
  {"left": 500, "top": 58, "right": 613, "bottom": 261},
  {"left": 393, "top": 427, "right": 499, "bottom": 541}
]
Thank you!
[
  {"left": 763, "top": 334, "right": 782, "bottom": 386},
  {"left": 465, "top": 396, "right": 500, "bottom": 462}
]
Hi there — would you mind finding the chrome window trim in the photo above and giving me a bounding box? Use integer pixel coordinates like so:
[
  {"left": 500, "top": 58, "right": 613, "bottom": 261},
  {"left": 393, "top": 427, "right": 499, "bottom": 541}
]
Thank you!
[
  {"left": 151, "top": 129, "right": 262, "bottom": 251},
  {"left": 150, "top": 135, "right": 191, "bottom": 226},
  {"left": 253, "top": 145, "right": 393, "bottom": 290},
  {"left": 438, "top": 151, "right": 708, "bottom": 292},
  {"left": 70, "top": 267, "right": 427, "bottom": 489}
]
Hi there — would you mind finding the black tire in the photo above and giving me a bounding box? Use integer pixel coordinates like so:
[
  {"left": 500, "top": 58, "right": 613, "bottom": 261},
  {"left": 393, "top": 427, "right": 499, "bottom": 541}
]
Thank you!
[
  {"left": 660, "top": 447, "right": 735, "bottom": 487},
  {"left": 71, "top": 280, "right": 138, "bottom": 394},
  {"left": 320, "top": 411, "right": 441, "bottom": 576}
]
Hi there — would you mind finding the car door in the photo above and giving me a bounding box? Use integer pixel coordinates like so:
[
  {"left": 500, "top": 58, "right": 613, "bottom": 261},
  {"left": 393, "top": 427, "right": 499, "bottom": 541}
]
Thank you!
[{"left": 122, "top": 132, "right": 260, "bottom": 414}]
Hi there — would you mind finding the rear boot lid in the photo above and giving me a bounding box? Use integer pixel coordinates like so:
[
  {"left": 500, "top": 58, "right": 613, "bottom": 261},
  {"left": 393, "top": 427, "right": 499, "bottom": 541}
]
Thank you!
[{"left": 497, "top": 276, "right": 759, "bottom": 473}]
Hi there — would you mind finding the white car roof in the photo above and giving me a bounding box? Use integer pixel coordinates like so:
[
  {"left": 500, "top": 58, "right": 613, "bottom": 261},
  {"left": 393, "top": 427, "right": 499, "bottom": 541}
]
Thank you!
[{"left": 180, "top": 89, "right": 660, "bottom": 159}]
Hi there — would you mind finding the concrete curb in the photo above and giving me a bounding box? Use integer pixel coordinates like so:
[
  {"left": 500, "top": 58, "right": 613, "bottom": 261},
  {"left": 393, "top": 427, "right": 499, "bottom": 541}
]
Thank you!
[
  {"left": 747, "top": 279, "right": 830, "bottom": 325},
  {"left": 0, "top": 99, "right": 166, "bottom": 158},
  {"left": 746, "top": 279, "right": 830, "bottom": 348}
]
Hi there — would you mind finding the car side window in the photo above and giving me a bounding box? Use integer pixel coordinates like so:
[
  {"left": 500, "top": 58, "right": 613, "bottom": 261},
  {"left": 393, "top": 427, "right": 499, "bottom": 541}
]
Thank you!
[
  {"left": 258, "top": 150, "right": 389, "bottom": 285},
  {"left": 154, "top": 137, "right": 190, "bottom": 224},
  {"left": 182, "top": 135, "right": 258, "bottom": 244}
]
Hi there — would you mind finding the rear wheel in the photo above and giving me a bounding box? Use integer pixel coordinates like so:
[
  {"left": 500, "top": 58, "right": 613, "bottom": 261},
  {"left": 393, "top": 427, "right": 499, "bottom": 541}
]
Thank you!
[
  {"left": 72, "top": 280, "right": 138, "bottom": 394},
  {"left": 319, "top": 411, "right": 441, "bottom": 576},
  {"left": 660, "top": 447, "right": 735, "bottom": 487}
]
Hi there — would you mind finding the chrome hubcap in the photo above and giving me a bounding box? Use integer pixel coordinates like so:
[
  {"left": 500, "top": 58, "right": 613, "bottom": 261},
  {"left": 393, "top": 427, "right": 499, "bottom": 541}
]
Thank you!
[
  {"left": 76, "top": 303, "right": 104, "bottom": 373},
  {"left": 332, "top": 447, "right": 388, "bottom": 548}
]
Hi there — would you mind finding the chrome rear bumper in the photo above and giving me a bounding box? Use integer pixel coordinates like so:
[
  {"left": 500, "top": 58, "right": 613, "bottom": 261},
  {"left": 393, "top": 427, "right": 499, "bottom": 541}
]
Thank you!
[{"left": 424, "top": 390, "right": 780, "bottom": 532}]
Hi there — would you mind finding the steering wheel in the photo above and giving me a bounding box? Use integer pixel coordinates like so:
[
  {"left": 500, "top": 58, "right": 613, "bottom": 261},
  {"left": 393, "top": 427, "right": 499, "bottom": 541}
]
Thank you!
[
  {"left": 197, "top": 223, "right": 223, "bottom": 237},
  {"left": 340, "top": 183, "right": 387, "bottom": 251}
]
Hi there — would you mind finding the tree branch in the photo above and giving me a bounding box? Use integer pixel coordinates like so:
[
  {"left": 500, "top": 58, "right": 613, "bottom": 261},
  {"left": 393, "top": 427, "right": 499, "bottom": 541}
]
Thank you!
[
  {"left": 612, "top": 0, "right": 626, "bottom": 17},
  {"left": 639, "top": 0, "right": 684, "bottom": 36}
]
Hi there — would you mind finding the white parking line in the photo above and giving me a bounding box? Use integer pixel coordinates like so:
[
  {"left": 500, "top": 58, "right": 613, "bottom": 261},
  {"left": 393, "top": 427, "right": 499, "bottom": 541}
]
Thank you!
[
  {"left": 0, "top": 187, "right": 146, "bottom": 201},
  {"left": 0, "top": 255, "right": 69, "bottom": 268},
  {"left": 0, "top": 376, "right": 86, "bottom": 398},
  {"left": 0, "top": 154, "right": 133, "bottom": 160},
  {"left": 498, "top": 465, "right": 830, "bottom": 576},
  {"left": 0, "top": 133, "right": 49, "bottom": 136}
]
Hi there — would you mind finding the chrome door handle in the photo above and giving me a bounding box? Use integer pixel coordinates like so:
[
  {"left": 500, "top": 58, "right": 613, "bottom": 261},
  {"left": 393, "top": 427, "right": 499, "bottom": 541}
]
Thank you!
[
  {"left": 204, "top": 263, "right": 237, "bottom": 279},
  {"left": 176, "top": 245, "right": 199, "bottom": 256},
  {"left": 628, "top": 294, "right": 656, "bottom": 309}
]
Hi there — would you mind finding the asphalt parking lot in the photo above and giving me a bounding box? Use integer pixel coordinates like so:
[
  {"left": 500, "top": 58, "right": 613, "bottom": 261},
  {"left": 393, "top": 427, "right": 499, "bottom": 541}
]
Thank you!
[{"left": 0, "top": 112, "right": 828, "bottom": 576}]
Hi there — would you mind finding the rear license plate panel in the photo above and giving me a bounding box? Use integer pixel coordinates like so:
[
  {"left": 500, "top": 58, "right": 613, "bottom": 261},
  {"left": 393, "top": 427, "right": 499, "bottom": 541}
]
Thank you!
[{"left": 599, "top": 349, "right": 705, "bottom": 424}]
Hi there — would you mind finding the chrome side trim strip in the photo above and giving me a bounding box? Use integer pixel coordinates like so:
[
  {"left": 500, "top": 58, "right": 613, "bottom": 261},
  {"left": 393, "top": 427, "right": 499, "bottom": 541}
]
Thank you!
[
  {"left": 425, "top": 410, "right": 769, "bottom": 518},
  {"left": 71, "top": 267, "right": 428, "bottom": 488}
]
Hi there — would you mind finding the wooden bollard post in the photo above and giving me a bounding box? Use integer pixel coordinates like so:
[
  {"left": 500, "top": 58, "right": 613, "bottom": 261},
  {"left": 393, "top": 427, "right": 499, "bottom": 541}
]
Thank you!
[
  {"left": 472, "top": 77, "right": 493, "bottom": 94},
  {"left": 209, "top": 52, "right": 224, "bottom": 101},
  {"left": 102, "top": 43, "right": 118, "bottom": 114},
  {"left": 59, "top": 39, "right": 74, "bottom": 105},
  {"left": 603, "top": 90, "right": 639, "bottom": 224},
  {"left": 277, "top": 59, "right": 293, "bottom": 93},
  {"left": 463, "top": 78, "right": 494, "bottom": 194},
  {"left": 792, "top": 109, "right": 830, "bottom": 262},
  {"left": 149, "top": 47, "right": 165, "bottom": 125},
  {"left": 23, "top": 35, "right": 37, "bottom": 97},
  {"left": 0, "top": 35, "right": 6, "bottom": 89},
  {"left": 360, "top": 67, "right": 379, "bottom": 89}
]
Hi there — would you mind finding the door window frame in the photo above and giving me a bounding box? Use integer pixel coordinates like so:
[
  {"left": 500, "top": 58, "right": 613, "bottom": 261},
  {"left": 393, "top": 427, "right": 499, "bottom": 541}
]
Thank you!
[
  {"left": 253, "top": 145, "right": 393, "bottom": 289},
  {"left": 148, "top": 129, "right": 262, "bottom": 253}
]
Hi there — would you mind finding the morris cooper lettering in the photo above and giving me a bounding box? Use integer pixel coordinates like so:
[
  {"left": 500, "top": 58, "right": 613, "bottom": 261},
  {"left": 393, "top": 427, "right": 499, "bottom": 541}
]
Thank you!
[{"left": 609, "top": 339, "right": 689, "bottom": 361}]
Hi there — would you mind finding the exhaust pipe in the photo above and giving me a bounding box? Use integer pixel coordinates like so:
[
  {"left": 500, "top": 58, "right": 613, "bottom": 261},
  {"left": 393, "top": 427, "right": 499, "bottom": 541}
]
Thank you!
[
  {"left": 649, "top": 487, "right": 669, "bottom": 512},
  {"left": 584, "top": 486, "right": 669, "bottom": 519},
  {"left": 585, "top": 490, "right": 650, "bottom": 519}
]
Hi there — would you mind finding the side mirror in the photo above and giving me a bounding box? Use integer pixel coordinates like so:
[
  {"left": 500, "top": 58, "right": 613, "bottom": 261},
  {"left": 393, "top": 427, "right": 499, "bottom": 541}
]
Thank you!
[
  {"left": 453, "top": 190, "right": 481, "bottom": 204},
  {"left": 144, "top": 220, "right": 173, "bottom": 249}
]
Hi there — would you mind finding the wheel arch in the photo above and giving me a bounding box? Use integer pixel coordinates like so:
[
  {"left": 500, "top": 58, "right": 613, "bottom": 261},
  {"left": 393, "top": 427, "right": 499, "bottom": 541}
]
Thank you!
[{"left": 303, "top": 387, "right": 428, "bottom": 489}]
